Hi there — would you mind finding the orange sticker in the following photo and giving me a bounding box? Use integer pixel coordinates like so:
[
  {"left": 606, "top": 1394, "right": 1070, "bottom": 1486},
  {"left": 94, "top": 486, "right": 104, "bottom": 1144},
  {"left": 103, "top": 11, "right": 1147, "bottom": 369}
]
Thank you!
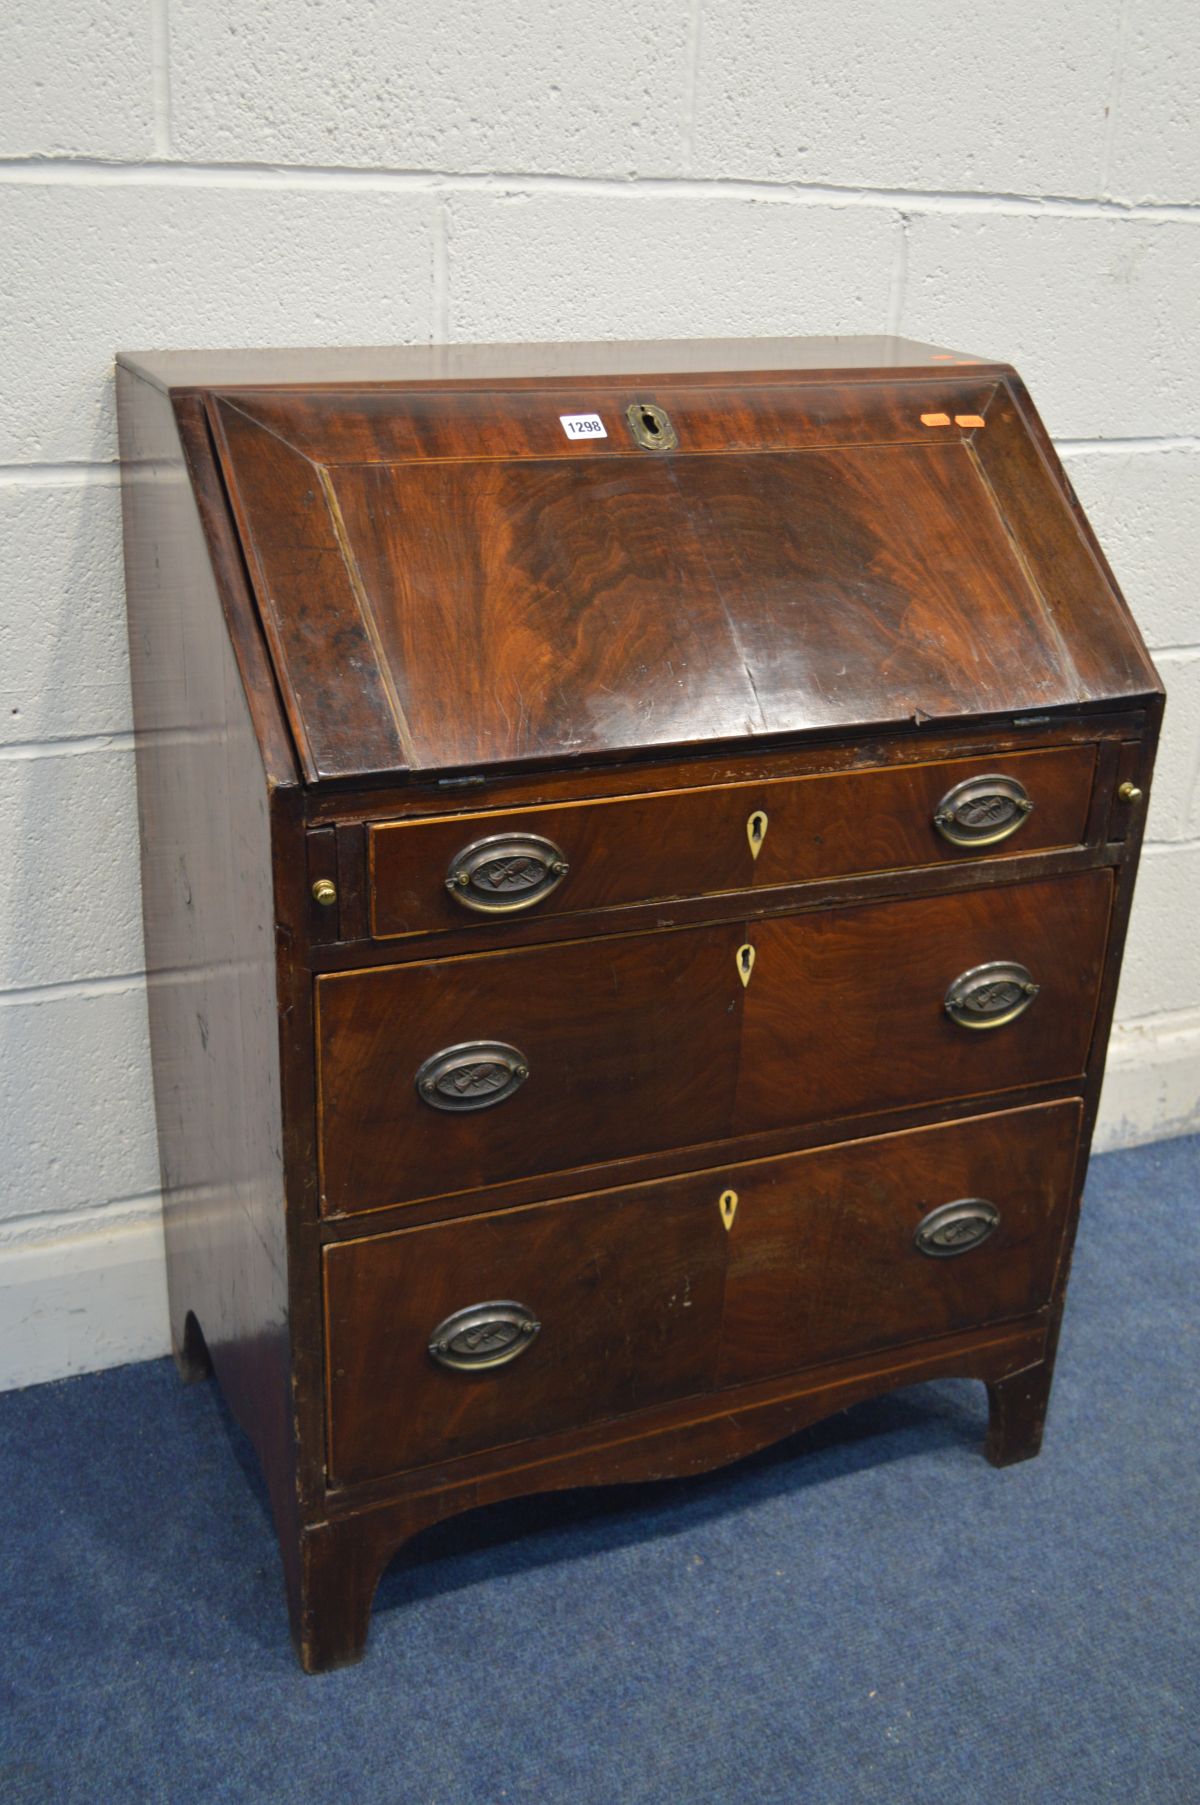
[
  {"left": 920, "top": 412, "right": 952, "bottom": 427},
  {"left": 955, "top": 414, "right": 986, "bottom": 429}
]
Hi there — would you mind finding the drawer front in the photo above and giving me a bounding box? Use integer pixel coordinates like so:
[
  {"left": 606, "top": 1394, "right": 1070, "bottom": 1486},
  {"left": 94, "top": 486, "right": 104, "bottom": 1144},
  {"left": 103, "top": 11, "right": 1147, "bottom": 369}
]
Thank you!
[
  {"left": 718, "top": 1100, "right": 1081, "bottom": 1387},
  {"left": 319, "top": 921, "right": 744, "bottom": 1212},
  {"left": 317, "top": 870, "right": 1110, "bottom": 1213},
  {"left": 324, "top": 1180, "right": 728, "bottom": 1486},
  {"left": 323, "top": 1100, "right": 1080, "bottom": 1487},
  {"left": 734, "top": 869, "right": 1110, "bottom": 1131},
  {"left": 368, "top": 744, "right": 1096, "bottom": 938}
]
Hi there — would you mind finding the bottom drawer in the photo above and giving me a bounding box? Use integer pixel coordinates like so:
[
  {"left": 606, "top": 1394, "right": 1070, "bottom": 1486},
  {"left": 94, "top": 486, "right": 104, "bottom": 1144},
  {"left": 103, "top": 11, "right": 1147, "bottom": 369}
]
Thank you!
[
  {"left": 324, "top": 1100, "right": 1082, "bottom": 1488},
  {"left": 717, "top": 1099, "right": 1081, "bottom": 1388}
]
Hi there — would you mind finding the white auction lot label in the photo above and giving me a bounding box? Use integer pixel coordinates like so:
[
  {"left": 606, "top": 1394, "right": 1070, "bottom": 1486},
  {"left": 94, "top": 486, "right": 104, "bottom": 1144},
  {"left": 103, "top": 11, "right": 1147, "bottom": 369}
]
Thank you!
[{"left": 559, "top": 413, "right": 607, "bottom": 440}]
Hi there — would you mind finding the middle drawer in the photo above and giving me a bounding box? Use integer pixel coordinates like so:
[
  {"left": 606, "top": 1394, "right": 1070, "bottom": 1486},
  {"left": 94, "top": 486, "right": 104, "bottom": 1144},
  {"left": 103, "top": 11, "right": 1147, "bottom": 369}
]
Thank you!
[{"left": 317, "top": 869, "right": 1110, "bottom": 1215}]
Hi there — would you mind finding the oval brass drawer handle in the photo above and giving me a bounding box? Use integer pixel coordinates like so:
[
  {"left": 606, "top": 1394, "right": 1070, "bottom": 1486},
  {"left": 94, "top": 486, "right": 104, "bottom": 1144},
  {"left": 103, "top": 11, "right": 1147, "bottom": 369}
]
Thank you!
[
  {"left": 944, "top": 960, "right": 1040, "bottom": 1029},
  {"left": 428, "top": 1302, "right": 541, "bottom": 1372},
  {"left": 915, "top": 1199, "right": 1000, "bottom": 1257},
  {"left": 933, "top": 773, "right": 1034, "bottom": 848},
  {"left": 444, "top": 832, "right": 570, "bottom": 914},
  {"left": 415, "top": 1040, "right": 530, "bottom": 1112}
]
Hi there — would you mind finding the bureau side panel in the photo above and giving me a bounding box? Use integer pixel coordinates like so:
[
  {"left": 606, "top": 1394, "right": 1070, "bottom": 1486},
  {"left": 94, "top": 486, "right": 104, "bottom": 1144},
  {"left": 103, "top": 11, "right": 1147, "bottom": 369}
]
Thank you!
[{"left": 116, "top": 368, "right": 302, "bottom": 1553}]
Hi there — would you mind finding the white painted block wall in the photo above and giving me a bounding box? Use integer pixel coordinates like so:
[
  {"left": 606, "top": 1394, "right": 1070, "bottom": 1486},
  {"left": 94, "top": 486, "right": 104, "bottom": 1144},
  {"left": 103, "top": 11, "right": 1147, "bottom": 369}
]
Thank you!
[{"left": 1, "top": 1, "right": 1197, "bottom": 1389}]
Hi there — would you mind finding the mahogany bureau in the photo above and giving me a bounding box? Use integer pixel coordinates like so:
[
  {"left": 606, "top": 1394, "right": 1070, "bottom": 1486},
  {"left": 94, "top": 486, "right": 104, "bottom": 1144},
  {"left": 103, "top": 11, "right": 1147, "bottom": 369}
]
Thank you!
[{"left": 116, "top": 336, "right": 1163, "bottom": 1671}]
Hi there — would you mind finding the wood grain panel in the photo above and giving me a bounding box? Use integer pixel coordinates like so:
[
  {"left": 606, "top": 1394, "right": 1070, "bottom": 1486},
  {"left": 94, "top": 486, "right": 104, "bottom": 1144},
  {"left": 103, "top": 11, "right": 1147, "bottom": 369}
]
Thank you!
[
  {"left": 324, "top": 1099, "right": 1077, "bottom": 1488},
  {"left": 317, "top": 870, "right": 1111, "bottom": 1215},
  {"left": 719, "top": 1102, "right": 1081, "bottom": 1385},
  {"left": 737, "top": 869, "right": 1111, "bottom": 1129},
  {"left": 325, "top": 1183, "right": 727, "bottom": 1485},
  {"left": 325, "top": 436, "right": 1109, "bottom": 771},
  {"left": 317, "top": 922, "right": 746, "bottom": 1212},
  {"left": 208, "top": 398, "right": 413, "bottom": 782},
  {"left": 214, "top": 377, "right": 998, "bottom": 466},
  {"left": 670, "top": 440, "right": 1081, "bottom": 732},
  {"left": 331, "top": 454, "right": 764, "bottom": 769},
  {"left": 367, "top": 742, "right": 1097, "bottom": 939},
  {"left": 116, "top": 375, "right": 307, "bottom": 1605},
  {"left": 205, "top": 364, "right": 1159, "bottom": 786},
  {"left": 976, "top": 381, "right": 1159, "bottom": 703}
]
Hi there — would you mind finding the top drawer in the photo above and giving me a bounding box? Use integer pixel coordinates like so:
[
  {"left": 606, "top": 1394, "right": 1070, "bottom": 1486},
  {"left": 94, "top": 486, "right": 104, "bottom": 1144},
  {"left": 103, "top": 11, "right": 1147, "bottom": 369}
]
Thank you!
[{"left": 368, "top": 744, "right": 1096, "bottom": 939}]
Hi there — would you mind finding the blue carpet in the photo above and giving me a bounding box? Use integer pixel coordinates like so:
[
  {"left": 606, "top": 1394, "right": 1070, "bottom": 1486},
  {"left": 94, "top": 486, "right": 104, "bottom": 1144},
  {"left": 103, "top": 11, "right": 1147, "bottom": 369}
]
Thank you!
[{"left": 1, "top": 1134, "right": 1197, "bottom": 1805}]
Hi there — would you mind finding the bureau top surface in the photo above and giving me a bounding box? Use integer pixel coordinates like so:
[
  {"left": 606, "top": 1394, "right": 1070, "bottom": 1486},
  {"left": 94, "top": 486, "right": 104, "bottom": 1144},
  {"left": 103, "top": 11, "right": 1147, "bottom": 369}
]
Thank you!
[{"left": 132, "top": 337, "right": 1159, "bottom": 785}]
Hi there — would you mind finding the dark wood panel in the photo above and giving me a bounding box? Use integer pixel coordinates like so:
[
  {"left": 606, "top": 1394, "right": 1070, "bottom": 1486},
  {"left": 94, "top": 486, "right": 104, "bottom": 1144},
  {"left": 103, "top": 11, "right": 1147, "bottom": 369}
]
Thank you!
[
  {"left": 116, "top": 375, "right": 306, "bottom": 1594},
  {"left": 325, "top": 1182, "right": 728, "bottom": 1485},
  {"left": 204, "top": 358, "right": 1159, "bottom": 787},
  {"left": 738, "top": 869, "right": 1111, "bottom": 1129},
  {"left": 976, "top": 381, "right": 1159, "bottom": 704},
  {"left": 208, "top": 397, "right": 413, "bottom": 782},
  {"left": 333, "top": 454, "right": 764, "bottom": 770},
  {"left": 670, "top": 440, "right": 1081, "bottom": 732},
  {"left": 326, "top": 1317, "right": 1047, "bottom": 1517},
  {"left": 317, "top": 922, "right": 746, "bottom": 1212},
  {"left": 211, "top": 377, "right": 998, "bottom": 466},
  {"left": 327, "top": 840, "right": 1119, "bottom": 978},
  {"left": 320, "top": 435, "right": 1124, "bottom": 773},
  {"left": 317, "top": 1078, "right": 1087, "bottom": 1241},
  {"left": 309, "top": 711, "right": 1141, "bottom": 827},
  {"left": 719, "top": 1102, "right": 1081, "bottom": 1385},
  {"left": 317, "top": 870, "right": 1111, "bottom": 1214},
  {"left": 325, "top": 1102, "right": 1070, "bottom": 1492},
  {"left": 368, "top": 742, "right": 1097, "bottom": 939}
]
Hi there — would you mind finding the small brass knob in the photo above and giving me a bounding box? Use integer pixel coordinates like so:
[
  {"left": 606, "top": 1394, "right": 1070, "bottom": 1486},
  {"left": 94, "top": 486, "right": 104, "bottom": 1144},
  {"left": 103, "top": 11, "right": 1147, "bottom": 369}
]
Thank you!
[
  {"left": 1118, "top": 782, "right": 1144, "bottom": 805},
  {"left": 312, "top": 878, "right": 338, "bottom": 907}
]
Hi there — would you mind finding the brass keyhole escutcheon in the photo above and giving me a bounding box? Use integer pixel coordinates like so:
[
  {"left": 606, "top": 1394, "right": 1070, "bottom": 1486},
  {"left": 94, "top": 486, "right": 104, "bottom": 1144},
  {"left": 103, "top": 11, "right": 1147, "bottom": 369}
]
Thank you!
[
  {"left": 736, "top": 943, "right": 756, "bottom": 988},
  {"left": 719, "top": 1189, "right": 739, "bottom": 1231},
  {"left": 626, "top": 401, "right": 678, "bottom": 451},
  {"left": 746, "top": 809, "right": 768, "bottom": 860}
]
